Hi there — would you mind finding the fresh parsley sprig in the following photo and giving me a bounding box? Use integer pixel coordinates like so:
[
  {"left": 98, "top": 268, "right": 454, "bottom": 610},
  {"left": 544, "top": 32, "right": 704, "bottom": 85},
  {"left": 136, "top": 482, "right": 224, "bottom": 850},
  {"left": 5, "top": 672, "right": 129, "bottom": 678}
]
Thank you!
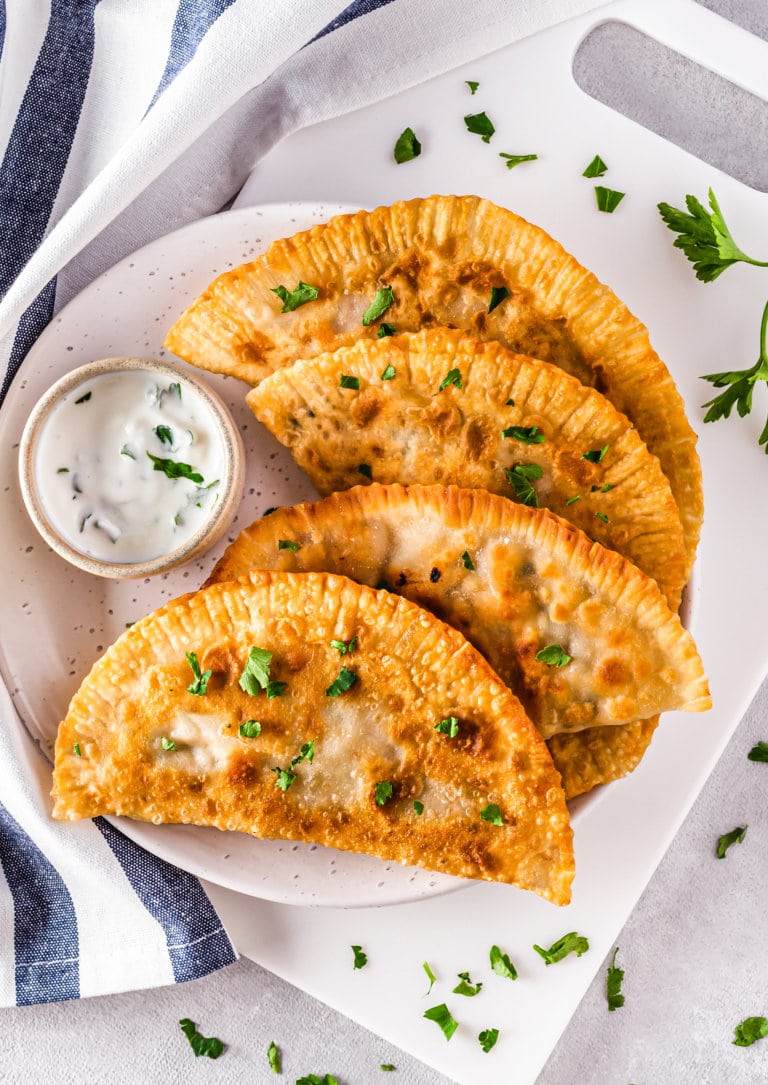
[
  {"left": 179, "top": 1018, "right": 225, "bottom": 1059},
  {"left": 658, "top": 188, "right": 768, "bottom": 282},
  {"left": 700, "top": 299, "right": 768, "bottom": 451}
]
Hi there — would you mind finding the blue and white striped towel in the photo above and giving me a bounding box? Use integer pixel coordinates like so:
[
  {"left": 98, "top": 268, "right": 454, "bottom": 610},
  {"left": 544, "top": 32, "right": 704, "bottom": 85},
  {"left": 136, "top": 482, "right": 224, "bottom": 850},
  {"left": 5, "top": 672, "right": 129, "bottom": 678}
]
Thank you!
[{"left": 0, "top": 0, "right": 604, "bottom": 1007}]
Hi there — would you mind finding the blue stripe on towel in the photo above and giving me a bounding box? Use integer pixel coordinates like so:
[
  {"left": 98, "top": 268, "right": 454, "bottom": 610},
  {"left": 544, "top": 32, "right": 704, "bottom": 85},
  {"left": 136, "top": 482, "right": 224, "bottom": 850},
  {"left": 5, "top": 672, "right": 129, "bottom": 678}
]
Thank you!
[
  {"left": 1, "top": 278, "right": 57, "bottom": 404},
  {"left": 0, "top": 2, "right": 6, "bottom": 65},
  {"left": 96, "top": 819, "right": 236, "bottom": 982},
  {"left": 149, "top": 0, "right": 238, "bottom": 108},
  {"left": 0, "top": 802, "right": 79, "bottom": 1005},
  {"left": 312, "top": 0, "right": 396, "bottom": 42}
]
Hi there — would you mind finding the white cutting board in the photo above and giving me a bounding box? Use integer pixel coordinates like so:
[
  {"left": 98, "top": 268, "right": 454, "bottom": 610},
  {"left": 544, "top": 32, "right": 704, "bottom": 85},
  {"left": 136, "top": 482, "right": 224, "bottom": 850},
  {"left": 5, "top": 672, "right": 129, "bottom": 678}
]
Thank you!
[{"left": 200, "top": 1, "right": 768, "bottom": 1081}]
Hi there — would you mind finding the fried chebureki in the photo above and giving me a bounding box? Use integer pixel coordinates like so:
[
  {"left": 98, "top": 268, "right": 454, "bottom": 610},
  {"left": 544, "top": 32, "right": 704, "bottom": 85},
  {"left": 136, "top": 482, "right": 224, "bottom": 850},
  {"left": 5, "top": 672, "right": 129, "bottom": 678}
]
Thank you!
[
  {"left": 163, "top": 194, "right": 702, "bottom": 573},
  {"left": 245, "top": 328, "right": 688, "bottom": 610},
  {"left": 205, "top": 485, "right": 710, "bottom": 745},
  {"left": 52, "top": 571, "right": 575, "bottom": 905}
]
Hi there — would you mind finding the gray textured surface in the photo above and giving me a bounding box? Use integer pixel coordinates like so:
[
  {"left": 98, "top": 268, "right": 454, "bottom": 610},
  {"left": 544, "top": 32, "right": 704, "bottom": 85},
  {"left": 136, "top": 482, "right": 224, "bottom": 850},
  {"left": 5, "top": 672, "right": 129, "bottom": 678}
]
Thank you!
[{"left": 3, "top": 2, "right": 768, "bottom": 1083}]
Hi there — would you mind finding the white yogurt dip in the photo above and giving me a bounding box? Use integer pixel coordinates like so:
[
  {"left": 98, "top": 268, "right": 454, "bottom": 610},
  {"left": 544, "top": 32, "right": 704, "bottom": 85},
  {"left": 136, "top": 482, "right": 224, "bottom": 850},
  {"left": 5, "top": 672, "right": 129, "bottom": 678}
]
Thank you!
[{"left": 34, "top": 369, "right": 226, "bottom": 564}]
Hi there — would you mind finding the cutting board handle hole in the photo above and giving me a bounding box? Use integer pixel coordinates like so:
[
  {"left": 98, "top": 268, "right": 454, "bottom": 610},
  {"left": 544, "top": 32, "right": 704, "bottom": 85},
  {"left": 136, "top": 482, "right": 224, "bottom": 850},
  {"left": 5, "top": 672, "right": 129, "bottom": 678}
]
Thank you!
[{"left": 573, "top": 20, "right": 768, "bottom": 193}]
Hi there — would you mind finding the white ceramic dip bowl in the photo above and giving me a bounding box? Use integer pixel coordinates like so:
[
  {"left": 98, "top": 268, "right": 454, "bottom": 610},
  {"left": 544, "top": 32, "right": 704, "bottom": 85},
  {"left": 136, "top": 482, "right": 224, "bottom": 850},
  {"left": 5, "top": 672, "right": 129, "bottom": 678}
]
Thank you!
[{"left": 19, "top": 357, "right": 245, "bottom": 578}]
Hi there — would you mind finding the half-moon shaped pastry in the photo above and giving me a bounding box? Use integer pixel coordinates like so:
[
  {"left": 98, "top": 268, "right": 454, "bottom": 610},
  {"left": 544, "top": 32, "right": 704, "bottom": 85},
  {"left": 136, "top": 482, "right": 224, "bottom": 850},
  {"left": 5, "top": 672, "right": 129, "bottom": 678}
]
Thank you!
[
  {"left": 52, "top": 571, "right": 574, "bottom": 905},
  {"left": 163, "top": 194, "right": 702, "bottom": 571},
  {"left": 245, "top": 328, "right": 688, "bottom": 610},
  {"left": 205, "top": 485, "right": 710, "bottom": 743}
]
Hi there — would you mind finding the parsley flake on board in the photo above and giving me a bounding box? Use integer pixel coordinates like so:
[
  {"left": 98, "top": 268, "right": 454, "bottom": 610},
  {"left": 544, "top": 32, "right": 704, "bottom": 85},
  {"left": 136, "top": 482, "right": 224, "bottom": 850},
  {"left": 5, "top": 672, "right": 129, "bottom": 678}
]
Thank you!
[
  {"left": 362, "top": 286, "right": 395, "bottom": 326},
  {"left": 358, "top": 463, "right": 373, "bottom": 478},
  {"left": 146, "top": 453, "right": 203, "bottom": 484},
  {"left": 326, "top": 666, "right": 358, "bottom": 697},
  {"left": 606, "top": 947, "right": 625, "bottom": 1011},
  {"left": 331, "top": 636, "right": 358, "bottom": 656},
  {"left": 352, "top": 945, "right": 368, "bottom": 969},
  {"left": 439, "top": 368, "right": 463, "bottom": 391},
  {"left": 238, "top": 646, "right": 273, "bottom": 695},
  {"left": 499, "top": 152, "right": 538, "bottom": 170},
  {"left": 435, "top": 716, "right": 460, "bottom": 737},
  {"left": 716, "top": 825, "right": 747, "bottom": 859},
  {"left": 161, "top": 737, "right": 176, "bottom": 751},
  {"left": 748, "top": 741, "right": 768, "bottom": 762},
  {"left": 480, "top": 803, "right": 503, "bottom": 826},
  {"left": 504, "top": 463, "right": 543, "bottom": 507},
  {"left": 239, "top": 720, "right": 262, "bottom": 739},
  {"left": 278, "top": 538, "right": 301, "bottom": 552},
  {"left": 380, "top": 1065, "right": 396, "bottom": 1072},
  {"left": 74, "top": 391, "right": 92, "bottom": 404},
  {"left": 461, "top": 550, "right": 475, "bottom": 570},
  {"left": 340, "top": 374, "right": 361, "bottom": 390},
  {"left": 424, "top": 1003, "right": 459, "bottom": 1041},
  {"left": 267, "top": 1040, "right": 281, "bottom": 1074},
  {"left": 423, "top": 961, "right": 437, "bottom": 994},
  {"left": 536, "top": 644, "right": 572, "bottom": 668},
  {"left": 700, "top": 299, "right": 768, "bottom": 452},
  {"left": 394, "top": 126, "right": 422, "bottom": 164},
  {"left": 658, "top": 188, "right": 768, "bottom": 282},
  {"left": 488, "top": 285, "right": 510, "bottom": 312},
  {"left": 733, "top": 1016, "right": 768, "bottom": 1047},
  {"left": 185, "top": 651, "right": 212, "bottom": 696},
  {"left": 502, "top": 424, "right": 545, "bottom": 444},
  {"left": 297, "top": 1076, "right": 339, "bottom": 1085},
  {"left": 583, "top": 154, "right": 608, "bottom": 178},
  {"left": 453, "top": 971, "right": 483, "bottom": 997},
  {"left": 464, "top": 111, "right": 495, "bottom": 143},
  {"left": 57, "top": 466, "right": 70, "bottom": 473},
  {"left": 178, "top": 1018, "right": 224, "bottom": 1059},
  {"left": 271, "top": 281, "right": 319, "bottom": 312},
  {"left": 375, "top": 780, "right": 394, "bottom": 806},
  {"left": 581, "top": 444, "right": 609, "bottom": 463},
  {"left": 154, "top": 424, "right": 174, "bottom": 446},
  {"left": 413, "top": 800, "right": 424, "bottom": 816},
  {"left": 478, "top": 1028, "right": 499, "bottom": 1053},
  {"left": 490, "top": 945, "right": 517, "bottom": 981},
  {"left": 378, "top": 325, "right": 396, "bottom": 341},
  {"left": 595, "top": 186, "right": 625, "bottom": 213},
  {"left": 533, "top": 932, "right": 590, "bottom": 965},
  {"left": 73, "top": 743, "right": 82, "bottom": 757},
  {"left": 466, "top": 80, "right": 479, "bottom": 94}
]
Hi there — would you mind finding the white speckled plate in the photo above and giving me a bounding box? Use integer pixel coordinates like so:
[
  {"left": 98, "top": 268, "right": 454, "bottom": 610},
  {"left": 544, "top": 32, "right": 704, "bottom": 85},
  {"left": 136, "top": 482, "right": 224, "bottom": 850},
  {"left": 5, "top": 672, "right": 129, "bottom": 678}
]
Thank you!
[{"left": 0, "top": 202, "right": 471, "bottom": 908}]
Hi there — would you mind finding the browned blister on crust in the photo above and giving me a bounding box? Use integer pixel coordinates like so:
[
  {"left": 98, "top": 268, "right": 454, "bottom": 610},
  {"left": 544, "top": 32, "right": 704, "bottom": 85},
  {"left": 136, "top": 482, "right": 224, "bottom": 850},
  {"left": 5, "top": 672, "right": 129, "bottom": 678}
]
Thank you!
[
  {"left": 245, "top": 328, "right": 688, "bottom": 610},
  {"left": 52, "top": 571, "right": 574, "bottom": 905},
  {"left": 163, "top": 195, "right": 702, "bottom": 572},
  {"left": 206, "top": 485, "right": 709, "bottom": 743}
]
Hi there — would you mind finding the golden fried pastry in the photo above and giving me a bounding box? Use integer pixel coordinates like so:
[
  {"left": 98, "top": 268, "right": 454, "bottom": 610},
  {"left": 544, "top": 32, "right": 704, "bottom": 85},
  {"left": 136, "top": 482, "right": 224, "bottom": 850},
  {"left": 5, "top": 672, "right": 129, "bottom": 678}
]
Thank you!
[
  {"left": 163, "top": 194, "right": 702, "bottom": 571},
  {"left": 245, "top": 328, "right": 687, "bottom": 610},
  {"left": 549, "top": 718, "right": 659, "bottom": 800},
  {"left": 52, "top": 571, "right": 574, "bottom": 905}
]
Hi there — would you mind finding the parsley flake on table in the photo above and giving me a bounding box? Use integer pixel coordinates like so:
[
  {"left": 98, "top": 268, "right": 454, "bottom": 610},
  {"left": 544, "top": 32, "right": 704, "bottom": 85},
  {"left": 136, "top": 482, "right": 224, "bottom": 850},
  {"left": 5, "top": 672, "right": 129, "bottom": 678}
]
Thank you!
[
  {"left": 606, "top": 947, "right": 625, "bottom": 1011},
  {"left": 583, "top": 154, "right": 607, "bottom": 178},
  {"left": 733, "top": 1016, "right": 768, "bottom": 1047},
  {"left": 394, "top": 126, "right": 422, "bottom": 164},
  {"left": 413, "top": 800, "right": 424, "bottom": 816},
  {"left": 716, "top": 825, "right": 747, "bottom": 859},
  {"left": 185, "top": 650, "right": 212, "bottom": 696},
  {"left": 464, "top": 111, "right": 495, "bottom": 143},
  {"left": 74, "top": 391, "right": 92, "bottom": 404},
  {"left": 504, "top": 463, "right": 543, "bottom": 507},
  {"left": 362, "top": 286, "right": 395, "bottom": 326},
  {"left": 581, "top": 444, "right": 609, "bottom": 463},
  {"left": 536, "top": 644, "right": 572, "bottom": 668},
  {"left": 480, "top": 803, "right": 503, "bottom": 826},
  {"left": 352, "top": 944, "right": 368, "bottom": 969},
  {"left": 297, "top": 1076, "right": 339, "bottom": 1085},
  {"left": 267, "top": 1040, "right": 281, "bottom": 1073},
  {"left": 488, "top": 285, "right": 510, "bottom": 313},
  {"left": 331, "top": 635, "right": 358, "bottom": 656},
  {"left": 466, "top": 80, "right": 479, "bottom": 94},
  {"left": 424, "top": 1003, "right": 459, "bottom": 1041},
  {"left": 358, "top": 463, "right": 373, "bottom": 479},
  {"left": 499, "top": 152, "right": 538, "bottom": 170},
  {"left": 271, "top": 281, "right": 319, "bottom": 312},
  {"left": 340, "top": 374, "right": 360, "bottom": 390},
  {"left": 478, "top": 1028, "right": 499, "bottom": 1053},
  {"left": 533, "top": 932, "right": 590, "bottom": 965},
  {"left": 161, "top": 737, "right": 176, "bottom": 751},
  {"left": 423, "top": 961, "right": 437, "bottom": 994},
  {"left": 502, "top": 424, "right": 545, "bottom": 444},
  {"left": 178, "top": 1018, "right": 225, "bottom": 1059},
  {"left": 375, "top": 780, "right": 394, "bottom": 806},
  {"left": 278, "top": 538, "right": 301, "bottom": 552},
  {"left": 748, "top": 741, "right": 768, "bottom": 762},
  {"left": 146, "top": 452, "right": 203, "bottom": 484},
  {"left": 453, "top": 971, "right": 483, "bottom": 997},
  {"left": 73, "top": 743, "right": 82, "bottom": 757},
  {"left": 238, "top": 646, "right": 273, "bottom": 695},
  {"left": 439, "top": 367, "right": 463, "bottom": 391},
  {"left": 435, "top": 716, "right": 460, "bottom": 737},
  {"left": 595, "top": 186, "right": 625, "bottom": 213},
  {"left": 658, "top": 188, "right": 768, "bottom": 282},
  {"left": 701, "top": 299, "right": 768, "bottom": 452},
  {"left": 490, "top": 945, "right": 517, "bottom": 981},
  {"left": 460, "top": 550, "right": 475, "bottom": 570},
  {"left": 326, "top": 666, "right": 358, "bottom": 697},
  {"left": 378, "top": 325, "right": 396, "bottom": 341}
]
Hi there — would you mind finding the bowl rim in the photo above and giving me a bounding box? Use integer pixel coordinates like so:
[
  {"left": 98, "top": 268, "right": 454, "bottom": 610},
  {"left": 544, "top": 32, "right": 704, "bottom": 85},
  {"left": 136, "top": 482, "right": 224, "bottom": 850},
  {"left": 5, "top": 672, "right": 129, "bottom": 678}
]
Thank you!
[{"left": 18, "top": 356, "right": 245, "bottom": 579}]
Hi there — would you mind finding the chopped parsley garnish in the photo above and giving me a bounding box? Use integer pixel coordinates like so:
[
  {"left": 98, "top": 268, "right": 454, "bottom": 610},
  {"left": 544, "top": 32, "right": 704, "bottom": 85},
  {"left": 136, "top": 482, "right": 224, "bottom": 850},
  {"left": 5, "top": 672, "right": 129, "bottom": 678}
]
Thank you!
[
  {"left": 466, "top": 80, "right": 479, "bottom": 94},
  {"left": 595, "top": 186, "right": 625, "bottom": 213},
  {"left": 267, "top": 681, "right": 287, "bottom": 698},
  {"left": 700, "top": 299, "right": 768, "bottom": 452},
  {"left": 154, "top": 424, "right": 174, "bottom": 446},
  {"left": 179, "top": 1018, "right": 224, "bottom": 1059},
  {"left": 429, "top": 567, "right": 441, "bottom": 583},
  {"left": 716, "top": 825, "right": 747, "bottom": 859},
  {"left": 267, "top": 1040, "right": 281, "bottom": 1074},
  {"left": 536, "top": 644, "right": 572, "bottom": 668},
  {"left": 340, "top": 374, "right": 361, "bottom": 390},
  {"left": 362, "top": 286, "right": 395, "bottom": 326},
  {"left": 504, "top": 463, "right": 543, "bottom": 507},
  {"left": 239, "top": 646, "right": 273, "bottom": 695},
  {"left": 413, "top": 800, "right": 424, "bottom": 816},
  {"left": 278, "top": 538, "right": 301, "bottom": 552},
  {"left": 439, "top": 367, "right": 463, "bottom": 391},
  {"left": 120, "top": 446, "right": 135, "bottom": 459},
  {"left": 358, "top": 463, "right": 373, "bottom": 478},
  {"left": 423, "top": 1003, "right": 459, "bottom": 1041},
  {"left": 490, "top": 945, "right": 517, "bottom": 981},
  {"left": 595, "top": 511, "right": 610, "bottom": 524},
  {"left": 74, "top": 391, "right": 92, "bottom": 404},
  {"left": 461, "top": 550, "right": 475, "bottom": 570},
  {"left": 73, "top": 743, "right": 82, "bottom": 757},
  {"left": 146, "top": 453, "right": 203, "bottom": 484},
  {"left": 297, "top": 1076, "right": 339, "bottom": 1085},
  {"left": 352, "top": 945, "right": 368, "bottom": 969},
  {"left": 168, "top": 382, "right": 182, "bottom": 400},
  {"left": 658, "top": 188, "right": 768, "bottom": 282},
  {"left": 330, "top": 635, "right": 358, "bottom": 656},
  {"left": 581, "top": 444, "right": 609, "bottom": 463},
  {"left": 583, "top": 154, "right": 608, "bottom": 178},
  {"left": 161, "top": 737, "right": 177, "bottom": 751},
  {"left": 378, "top": 325, "right": 396, "bottom": 341},
  {"left": 290, "top": 741, "right": 315, "bottom": 768},
  {"left": 375, "top": 781, "right": 394, "bottom": 806},
  {"left": 505, "top": 398, "right": 515, "bottom": 406},
  {"left": 606, "top": 947, "right": 625, "bottom": 1011},
  {"left": 186, "top": 650, "right": 212, "bottom": 696},
  {"left": 733, "top": 1016, "right": 768, "bottom": 1047},
  {"left": 453, "top": 971, "right": 483, "bottom": 997},
  {"left": 488, "top": 285, "right": 510, "bottom": 312},
  {"left": 748, "top": 741, "right": 768, "bottom": 762},
  {"left": 423, "top": 961, "right": 437, "bottom": 994},
  {"left": 57, "top": 466, "right": 70, "bottom": 473},
  {"left": 565, "top": 495, "right": 580, "bottom": 505},
  {"left": 271, "top": 281, "right": 319, "bottom": 312},
  {"left": 394, "top": 126, "right": 422, "bottom": 164},
  {"left": 533, "top": 932, "right": 590, "bottom": 965},
  {"left": 480, "top": 803, "right": 503, "bottom": 826},
  {"left": 435, "top": 716, "right": 460, "bottom": 737},
  {"left": 478, "top": 1028, "right": 499, "bottom": 1053},
  {"left": 272, "top": 767, "right": 296, "bottom": 791},
  {"left": 502, "top": 424, "right": 545, "bottom": 444},
  {"left": 326, "top": 666, "right": 358, "bottom": 697},
  {"left": 380, "top": 1066, "right": 396, "bottom": 1072},
  {"left": 464, "top": 111, "right": 495, "bottom": 143},
  {"left": 239, "top": 720, "right": 262, "bottom": 738},
  {"left": 499, "top": 152, "right": 538, "bottom": 169}
]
